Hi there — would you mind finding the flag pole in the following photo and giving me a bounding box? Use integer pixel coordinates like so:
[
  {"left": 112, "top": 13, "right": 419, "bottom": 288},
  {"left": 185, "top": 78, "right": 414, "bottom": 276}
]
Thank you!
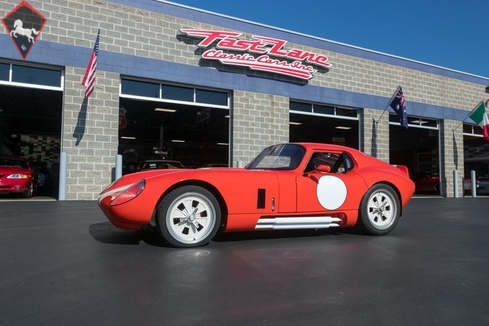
[
  {"left": 452, "top": 100, "right": 487, "bottom": 132},
  {"left": 375, "top": 85, "right": 401, "bottom": 124}
]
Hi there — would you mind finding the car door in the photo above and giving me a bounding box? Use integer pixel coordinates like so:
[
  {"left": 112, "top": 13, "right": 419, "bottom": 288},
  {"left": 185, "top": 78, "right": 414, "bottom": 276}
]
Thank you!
[{"left": 295, "top": 151, "right": 368, "bottom": 213}]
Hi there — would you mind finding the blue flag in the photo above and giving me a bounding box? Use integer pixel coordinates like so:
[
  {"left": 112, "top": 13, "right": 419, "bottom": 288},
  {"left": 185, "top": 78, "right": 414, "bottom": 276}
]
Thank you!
[{"left": 389, "top": 86, "right": 408, "bottom": 129}]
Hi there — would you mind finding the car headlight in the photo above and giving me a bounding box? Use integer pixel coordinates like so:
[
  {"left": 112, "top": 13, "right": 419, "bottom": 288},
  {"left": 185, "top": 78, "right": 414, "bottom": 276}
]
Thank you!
[
  {"left": 7, "top": 174, "right": 30, "bottom": 179},
  {"left": 98, "top": 179, "right": 146, "bottom": 206}
]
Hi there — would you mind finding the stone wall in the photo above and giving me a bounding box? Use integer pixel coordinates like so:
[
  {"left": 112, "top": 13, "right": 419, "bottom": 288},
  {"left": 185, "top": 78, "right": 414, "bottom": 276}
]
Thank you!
[
  {"left": 361, "top": 108, "right": 390, "bottom": 162},
  {"left": 440, "top": 119, "right": 465, "bottom": 197},
  {"left": 62, "top": 67, "right": 119, "bottom": 200},
  {"left": 232, "top": 91, "right": 289, "bottom": 166}
]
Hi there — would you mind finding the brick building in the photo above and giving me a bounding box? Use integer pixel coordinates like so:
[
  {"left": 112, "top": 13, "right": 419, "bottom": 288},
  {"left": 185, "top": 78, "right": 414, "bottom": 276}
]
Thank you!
[{"left": 0, "top": 0, "right": 488, "bottom": 200}]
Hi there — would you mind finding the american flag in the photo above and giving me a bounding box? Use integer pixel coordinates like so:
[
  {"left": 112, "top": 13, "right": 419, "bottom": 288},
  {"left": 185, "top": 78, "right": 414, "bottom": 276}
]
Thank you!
[
  {"left": 389, "top": 86, "right": 408, "bottom": 129},
  {"left": 81, "top": 29, "right": 100, "bottom": 98}
]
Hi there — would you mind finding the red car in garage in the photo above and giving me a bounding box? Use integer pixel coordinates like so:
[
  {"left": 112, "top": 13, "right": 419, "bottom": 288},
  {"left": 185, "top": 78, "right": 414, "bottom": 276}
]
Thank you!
[
  {"left": 413, "top": 171, "right": 479, "bottom": 194},
  {"left": 0, "top": 156, "right": 37, "bottom": 198},
  {"left": 98, "top": 143, "right": 416, "bottom": 248}
]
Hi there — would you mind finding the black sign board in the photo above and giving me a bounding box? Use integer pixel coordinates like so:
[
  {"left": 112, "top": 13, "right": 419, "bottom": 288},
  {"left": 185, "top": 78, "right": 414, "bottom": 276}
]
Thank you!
[{"left": 1, "top": 1, "right": 47, "bottom": 60}]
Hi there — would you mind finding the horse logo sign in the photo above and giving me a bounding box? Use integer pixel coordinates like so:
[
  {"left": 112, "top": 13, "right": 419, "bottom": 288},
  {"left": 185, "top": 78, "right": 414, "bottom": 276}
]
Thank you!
[
  {"left": 11, "top": 19, "right": 39, "bottom": 43},
  {"left": 1, "top": 1, "right": 47, "bottom": 60}
]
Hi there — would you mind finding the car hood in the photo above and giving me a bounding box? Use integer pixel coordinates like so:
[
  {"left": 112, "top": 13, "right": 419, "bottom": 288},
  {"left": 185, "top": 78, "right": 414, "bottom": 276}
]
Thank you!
[
  {"left": 141, "top": 167, "right": 240, "bottom": 176},
  {"left": 103, "top": 168, "right": 278, "bottom": 192},
  {"left": 0, "top": 166, "right": 32, "bottom": 174}
]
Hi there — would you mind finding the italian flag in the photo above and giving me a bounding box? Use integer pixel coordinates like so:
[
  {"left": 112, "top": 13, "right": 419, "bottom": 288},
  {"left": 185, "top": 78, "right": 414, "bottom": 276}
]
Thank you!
[{"left": 469, "top": 101, "right": 489, "bottom": 140}]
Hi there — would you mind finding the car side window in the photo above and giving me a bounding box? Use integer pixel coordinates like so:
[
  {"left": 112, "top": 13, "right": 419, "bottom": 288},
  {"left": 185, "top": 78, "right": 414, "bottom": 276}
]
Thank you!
[
  {"left": 305, "top": 152, "right": 338, "bottom": 172},
  {"left": 305, "top": 151, "right": 354, "bottom": 173}
]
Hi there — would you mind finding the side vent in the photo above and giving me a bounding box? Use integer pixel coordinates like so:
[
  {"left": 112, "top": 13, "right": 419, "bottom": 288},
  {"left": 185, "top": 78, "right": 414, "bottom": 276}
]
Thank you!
[{"left": 257, "top": 188, "right": 266, "bottom": 209}]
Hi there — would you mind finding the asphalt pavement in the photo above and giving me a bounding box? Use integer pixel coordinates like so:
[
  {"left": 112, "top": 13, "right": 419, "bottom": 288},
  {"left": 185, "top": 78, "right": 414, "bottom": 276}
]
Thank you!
[{"left": 1, "top": 197, "right": 489, "bottom": 326}]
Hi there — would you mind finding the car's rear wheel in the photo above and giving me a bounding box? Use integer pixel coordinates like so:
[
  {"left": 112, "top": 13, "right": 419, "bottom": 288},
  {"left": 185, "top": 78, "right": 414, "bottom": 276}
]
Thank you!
[
  {"left": 356, "top": 184, "right": 400, "bottom": 235},
  {"left": 156, "top": 185, "right": 221, "bottom": 248}
]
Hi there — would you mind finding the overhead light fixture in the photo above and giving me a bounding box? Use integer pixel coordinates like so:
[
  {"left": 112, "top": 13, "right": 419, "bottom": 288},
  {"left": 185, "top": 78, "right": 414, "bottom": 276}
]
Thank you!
[
  {"left": 217, "top": 142, "right": 229, "bottom": 146},
  {"left": 335, "top": 126, "right": 351, "bottom": 130},
  {"left": 155, "top": 108, "right": 176, "bottom": 112},
  {"left": 289, "top": 121, "right": 302, "bottom": 125},
  {"left": 410, "top": 119, "right": 427, "bottom": 124},
  {"left": 224, "top": 115, "right": 230, "bottom": 118},
  {"left": 121, "top": 136, "right": 136, "bottom": 140},
  {"left": 171, "top": 139, "right": 185, "bottom": 143}
]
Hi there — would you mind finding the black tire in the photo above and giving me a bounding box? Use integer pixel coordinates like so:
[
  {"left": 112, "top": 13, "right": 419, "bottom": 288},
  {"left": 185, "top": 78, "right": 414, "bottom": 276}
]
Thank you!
[
  {"left": 356, "top": 184, "right": 400, "bottom": 235},
  {"left": 434, "top": 183, "right": 440, "bottom": 193},
  {"left": 156, "top": 185, "right": 221, "bottom": 248},
  {"left": 22, "top": 182, "right": 34, "bottom": 198}
]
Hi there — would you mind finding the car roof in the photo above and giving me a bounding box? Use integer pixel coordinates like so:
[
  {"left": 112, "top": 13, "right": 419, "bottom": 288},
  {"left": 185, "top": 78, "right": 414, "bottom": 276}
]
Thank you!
[
  {"left": 140, "top": 160, "right": 182, "bottom": 163},
  {"left": 281, "top": 142, "right": 365, "bottom": 156},
  {"left": 290, "top": 142, "right": 350, "bottom": 149},
  {"left": 0, "top": 155, "right": 28, "bottom": 160}
]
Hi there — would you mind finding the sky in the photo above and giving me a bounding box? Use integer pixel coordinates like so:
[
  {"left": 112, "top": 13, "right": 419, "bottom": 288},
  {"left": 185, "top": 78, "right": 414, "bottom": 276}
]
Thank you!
[{"left": 167, "top": 0, "right": 489, "bottom": 78}]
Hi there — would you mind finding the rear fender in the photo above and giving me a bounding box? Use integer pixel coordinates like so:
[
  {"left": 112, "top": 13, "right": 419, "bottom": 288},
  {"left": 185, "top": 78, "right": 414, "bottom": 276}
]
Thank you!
[{"left": 393, "top": 165, "right": 410, "bottom": 178}]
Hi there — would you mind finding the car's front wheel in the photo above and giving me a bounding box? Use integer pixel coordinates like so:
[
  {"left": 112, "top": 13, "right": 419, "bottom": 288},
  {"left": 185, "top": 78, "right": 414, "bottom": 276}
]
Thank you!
[
  {"left": 356, "top": 184, "right": 400, "bottom": 235},
  {"left": 156, "top": 185, "right": 221, "bottom": 248},
  {"left": 22, "top": 182, "right": 34, "bottom": 198}
]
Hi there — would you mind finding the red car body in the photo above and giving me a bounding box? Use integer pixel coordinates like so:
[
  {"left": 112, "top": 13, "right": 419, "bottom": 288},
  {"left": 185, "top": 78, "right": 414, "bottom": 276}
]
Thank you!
[
  {"left": 0, "top": 156, "right": 37, "bottom": 198},
  {"left": 98, "top": 143, "right": 415, "bottom": 247}
]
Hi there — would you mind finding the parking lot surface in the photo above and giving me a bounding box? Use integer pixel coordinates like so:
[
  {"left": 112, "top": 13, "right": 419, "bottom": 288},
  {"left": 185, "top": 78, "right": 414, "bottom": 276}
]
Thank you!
[{"left": 1, "top": 197, "right": 489, "bottom": 326}]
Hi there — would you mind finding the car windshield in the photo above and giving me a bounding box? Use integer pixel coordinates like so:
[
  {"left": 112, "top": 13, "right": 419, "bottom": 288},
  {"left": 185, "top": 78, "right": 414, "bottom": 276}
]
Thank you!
[
  {"left": 246, "top": 144, "right": 306, "bottom": 170},
  {"left": 0, "top": 158, "right": 28, "bottom": 169}
]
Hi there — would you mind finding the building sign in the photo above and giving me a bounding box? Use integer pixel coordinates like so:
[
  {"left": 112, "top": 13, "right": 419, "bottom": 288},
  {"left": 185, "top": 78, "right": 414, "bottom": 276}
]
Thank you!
[
  {"left": 1, "top": 1, "right": 47, "bottom": 60},
  {"left": 181, "top": 29, "right": 331, "bottom": 80}
]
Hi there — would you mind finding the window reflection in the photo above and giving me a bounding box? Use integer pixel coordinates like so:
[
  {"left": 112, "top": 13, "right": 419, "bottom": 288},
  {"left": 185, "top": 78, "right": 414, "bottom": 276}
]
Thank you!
[
  {"left": 162, "top": 85, "right": 193, "bottom": 102},
  {"left": 196, "top": 89, "right": 227, "bottom": 106},
  {"left": 335, "top": 107, "right": 358, "bottom": 117},
  {"left": 0, "top": 63, "right": 9, "bottom": 81},
  {"left": 121, "top": 79, "right": 229, "bottom": 107},
  {"left": 121, "top": 79, "right": 159, "bottom": 98},
  {"left": 389, "top": 114, "right": 438, "bottom": 128},
  {"left": 290, "top": 101, "right": 359, "bottom": 118},
  {"left": 290, "top": 101, "right": 312, "bottom": 112},
  {"left": 12, "top": 65, "right": 62, "bottom": 87},
  {"left": 314, "top": 105, "right": 335, "bottom": 115},
  {"left": 463, "top": 124, "right": 483, "bottom": 135}
]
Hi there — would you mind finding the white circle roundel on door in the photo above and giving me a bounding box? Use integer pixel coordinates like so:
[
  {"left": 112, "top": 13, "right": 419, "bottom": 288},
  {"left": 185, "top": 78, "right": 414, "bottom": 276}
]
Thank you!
[{"left": 316, "top": 175, "right": 347, "bottom": 210}]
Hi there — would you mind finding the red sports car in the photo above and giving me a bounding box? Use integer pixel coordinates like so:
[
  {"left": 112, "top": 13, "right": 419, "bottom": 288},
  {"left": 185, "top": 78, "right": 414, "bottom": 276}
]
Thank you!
[
  {"left": 0, "top": 156, "right": 37, "bottom": 198},
  {"left": 98, "top": 143, "right": 415, "bottom": 247}
]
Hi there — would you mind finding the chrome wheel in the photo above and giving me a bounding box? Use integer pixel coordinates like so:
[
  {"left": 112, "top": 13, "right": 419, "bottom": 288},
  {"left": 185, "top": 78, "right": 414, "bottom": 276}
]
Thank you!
[
  {"left": 157, "top": 186, "right": 221, "bottom": 247},
  {"left": 357, "top": 184, "right": 400, "bottom": 235},
  {"left": 366, "top": 190, "right": 397, "bottom": 230}
]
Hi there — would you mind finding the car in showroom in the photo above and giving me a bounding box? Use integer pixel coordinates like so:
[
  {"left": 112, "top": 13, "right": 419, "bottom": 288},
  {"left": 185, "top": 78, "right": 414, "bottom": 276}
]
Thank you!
[
  {"left": 476, "top": 178, "right": 489, "bottom": 195},
  {"left": 136, "top": 160, "right": 185, "bottom": 172},
  {"left": 98, "top": 143, "right": 416, "bottom": 248},
  {"left": 413, "top": 171, "right": 479, "bottom": 194},
  {"left": 0, "top": 156, "right": 37, "bottom": 198}
]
